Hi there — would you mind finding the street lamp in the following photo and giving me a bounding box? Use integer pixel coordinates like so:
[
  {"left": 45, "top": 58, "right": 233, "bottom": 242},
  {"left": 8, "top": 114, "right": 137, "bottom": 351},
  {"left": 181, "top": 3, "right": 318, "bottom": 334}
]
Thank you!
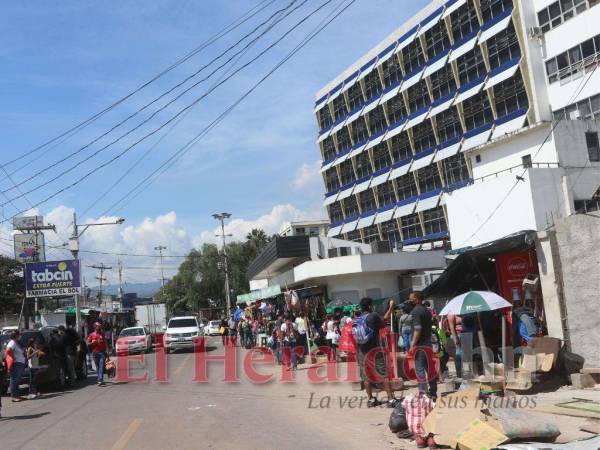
[
  {"left": 154, "top": 245, "right": 167, "bottom": 289},
  {"left": 212, "top": 212, "right": 232, "bottom": 319},
  {"left": 68, "top": 212, "right": 125, "bottom": 334}
]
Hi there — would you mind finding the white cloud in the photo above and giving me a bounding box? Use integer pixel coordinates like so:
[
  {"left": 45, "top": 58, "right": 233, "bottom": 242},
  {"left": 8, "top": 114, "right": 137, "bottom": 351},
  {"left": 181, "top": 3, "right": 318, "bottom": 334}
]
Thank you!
[{"left": 291, "top": 160, "right": 322, "bottom": 192}]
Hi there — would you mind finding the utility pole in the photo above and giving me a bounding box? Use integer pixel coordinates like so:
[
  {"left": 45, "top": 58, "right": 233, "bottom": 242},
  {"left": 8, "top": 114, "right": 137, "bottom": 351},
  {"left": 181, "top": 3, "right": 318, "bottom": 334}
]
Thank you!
[
  {"left": 69, "top": 212, "right": 124, "bottom": 334},
  {"left": 154, "top": 246, "right": 167, "bottom": 290},
  {"left": 90, "top": 263, "right": 111, "bottom": 308},
  {"left": 118, "top": 259, "right": 124, "bottom": 309},
  {"left": 212, "top": 212, "right": 232, "bottom": 319}
]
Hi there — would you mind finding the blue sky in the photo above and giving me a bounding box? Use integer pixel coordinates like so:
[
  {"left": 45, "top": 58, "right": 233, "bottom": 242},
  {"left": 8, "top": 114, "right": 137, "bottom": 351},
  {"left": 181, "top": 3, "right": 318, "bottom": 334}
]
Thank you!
[{"left": 0, "top": 0, "right": 428, "bottom": 283}]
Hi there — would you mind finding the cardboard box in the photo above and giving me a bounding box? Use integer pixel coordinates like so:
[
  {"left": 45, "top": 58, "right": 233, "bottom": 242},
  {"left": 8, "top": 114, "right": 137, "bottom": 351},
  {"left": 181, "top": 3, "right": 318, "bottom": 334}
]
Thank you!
[{"left": 453, "top": 419, "right": 508, "bottom": 450}]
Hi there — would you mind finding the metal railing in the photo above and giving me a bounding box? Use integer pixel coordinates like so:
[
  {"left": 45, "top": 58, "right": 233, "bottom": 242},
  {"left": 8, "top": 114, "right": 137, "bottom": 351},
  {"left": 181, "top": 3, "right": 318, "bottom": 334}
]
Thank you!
[{"left": 472, "top": 162, "right": 560, "bottom": 184}]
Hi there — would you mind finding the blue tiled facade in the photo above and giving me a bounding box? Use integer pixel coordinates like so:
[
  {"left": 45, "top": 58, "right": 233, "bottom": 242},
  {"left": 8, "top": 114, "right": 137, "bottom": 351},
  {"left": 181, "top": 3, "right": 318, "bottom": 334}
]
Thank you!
[{"left": 315, "top": 0, "right": 531, "bottom": 248}]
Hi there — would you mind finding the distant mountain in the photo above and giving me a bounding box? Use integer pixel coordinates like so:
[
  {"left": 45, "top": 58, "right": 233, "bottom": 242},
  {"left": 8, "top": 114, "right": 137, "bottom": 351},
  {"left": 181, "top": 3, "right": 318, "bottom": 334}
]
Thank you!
[{"left": 88, "top": 281, "right": 161, "bottom": 298}]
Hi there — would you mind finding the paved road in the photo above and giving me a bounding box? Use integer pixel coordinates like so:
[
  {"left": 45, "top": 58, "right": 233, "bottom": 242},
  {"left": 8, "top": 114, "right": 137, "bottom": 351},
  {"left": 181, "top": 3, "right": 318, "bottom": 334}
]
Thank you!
[{"left": 0, "top": 338, "right": 401, "bottom": 450}]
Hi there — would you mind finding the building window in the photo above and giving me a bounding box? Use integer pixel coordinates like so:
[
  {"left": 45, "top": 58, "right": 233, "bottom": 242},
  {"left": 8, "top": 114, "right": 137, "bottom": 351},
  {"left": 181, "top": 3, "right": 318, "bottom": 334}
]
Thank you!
[
  {"left": 372, "top": 142, "right": 391, "bottom": 171},
  {"left": 493, "top": 71, "right": 528, "bottom": 118},
  {"left": 475, "top": 154, "right": 482, "bottom": 163},
  {"left": 424, "top": 21, "right": 451, "bottom": 60},
  {"left": 442, "top": 154, "right": 470, "bottom": 186},
  {"left": 456, "top": 47, "right": 486, "bottom": 86},
  {"left": 358, "top": 189, "right": 377, "bottom": 212},
  {"left": 355, "top": 152, "right": 372, "bottom": 179},
  {"left": 430, "top": 66, "right": 457, "bottom": 101},
  {"left": 322, "top": 136, "right": 336, "bottom": 161},
  {"left": 402, "top": 40, "right": 426, "bottom": 75},
  {"left": 381, "top": 220, "right": 401, "bottom": 246},
  {"left": 343, "top": 196, "right": 360, "bottom": 218},
  {"left": 480, "top": 0, "right": 513, "bottom": 23},
  {"left": 367, "top": 105, "right": 388, "bottom": 135},
  {"left": 435, "top": 107, "right": 462, "bottom": 144},
  {"left": 390, "top": 132, "right": 413, "bottom": 163},
  {"left": 407, "top": 80, "right": 431, "bottom": 114},
  {"left": 328, "top": 202, "right": 344, "bottom": 223},
  {"left": 553, "top": 93, "right": 600, "bottom": 120},
  {"left": 546, "top": 34, "right": 600, "bottom": 84},
  {"left": 412, "top": 120, "right": 437, "bottom": 153},
  {"left": 385, "top": 94, "right": 407, "bottom": 125},
  {"left": 363, "top": 70, "right": 383, "bottom": 101},
  {"left": 522, "top": 154, "right": 533, "bottom": 168},
  {"left": 347, "top": 83, "right": 364, "bottom": 111},
  {"left": 574, "top": 197, "right": 600, "bottom": 213},
  {"left": 423, "top": 207, "right": 448, "bottom": 235},
  {"left": 325, "top": 168, "right": 339, "bottom": 192},
  {"left": 317, "top": 106, "right": 333, "bottom": 131},
  {"left": 401, "top": 213, "right": 423, "bottom": 240},
  {"left": 396, "top": 174, "right": 418, "bottom": 201},
  {"left": 417, "top": 165, "right": 443, "bottom": 193},
  {"left": 486, "top": 24, "right": 520, "bottom": 70},
  {"left": 339, "top": 160, "right": 356, "bottom": 186},
  {"left": 462, "top": 91, "right": 494, "bottom": 131},
  {"left": 381, "top": 54, "right": 403, "bottom": 88},
  {"left": 451, "top": 0, "right": 480, "bottom": 42},
  {"left": 295, "top": 227, "right": 306, "bottom": 235},
  {"left": 377, "top": 180, "right": 397, "bottom": 206},
  {"left": 586, "top": 131, "right": 600, "bottom": 161},
  {"left": 362, "top": 225, "right": 380, "bottom": 244},
  {"left": 537, "top": 0, "right": 591, "bottom": 34},
  {"left": 332, "top": 95, "right": 348, "bottom": 121},
  {"left": 346, "top": 230, "right": 362, "bottom": 242},
  {"left": 335, "top": 127, "right": 352, "bottom": 152},
  {"left": 350, "top": 115, "right": 369, "bottom": 144}
]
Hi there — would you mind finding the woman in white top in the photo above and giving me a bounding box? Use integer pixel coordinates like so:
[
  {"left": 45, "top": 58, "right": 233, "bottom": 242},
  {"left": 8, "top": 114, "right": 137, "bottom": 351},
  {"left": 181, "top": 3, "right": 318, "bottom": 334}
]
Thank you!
[
  {"left": 324, "top": 314, "right": 336, "bottom": 362},
  {"left": 26, "top": 338, "right": 45, "bottom": 399},
  {"left": 6, "top": 331, "right": 27, "bottom": 401}
]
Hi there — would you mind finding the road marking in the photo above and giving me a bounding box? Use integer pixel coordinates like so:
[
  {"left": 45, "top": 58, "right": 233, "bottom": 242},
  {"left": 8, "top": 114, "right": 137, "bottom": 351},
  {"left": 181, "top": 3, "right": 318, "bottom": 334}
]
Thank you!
[
  {"left": 174, "top": 354, "right": 192, "bottom": 375},
  {"left": 111, "top": 418, "right": 142, "bottom": 450}
]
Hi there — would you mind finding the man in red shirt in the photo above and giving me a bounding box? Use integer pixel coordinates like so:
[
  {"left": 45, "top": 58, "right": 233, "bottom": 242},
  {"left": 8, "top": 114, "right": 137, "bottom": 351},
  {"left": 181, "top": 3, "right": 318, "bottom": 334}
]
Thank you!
[{"left": 87, "top": 322, "right": 108, "bottom": 385}]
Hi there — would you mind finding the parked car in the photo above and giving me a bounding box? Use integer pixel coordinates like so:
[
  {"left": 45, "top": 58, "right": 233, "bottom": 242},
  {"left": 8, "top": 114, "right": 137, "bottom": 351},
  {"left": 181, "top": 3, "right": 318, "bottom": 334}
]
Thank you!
[
  {"left": 116, "top": 327, "right": 152, "bottom": 355},
  {"left": 1, "top": 326, "right": 18, "bottom": 335},
  {"left": 0, "top": 328, "right": 88, "bottom": 394},
  {"left": 163, "top": 316, "right": 203, "bottom": 353},
  {"left": 204, "top": 320, "right": 221, "bottom": 336}
]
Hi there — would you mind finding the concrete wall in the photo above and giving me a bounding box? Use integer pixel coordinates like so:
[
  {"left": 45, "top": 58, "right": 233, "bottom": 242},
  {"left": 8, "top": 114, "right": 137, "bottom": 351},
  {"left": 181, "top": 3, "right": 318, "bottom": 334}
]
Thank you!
[
  {"left": 540, "top": 211, "right": 600, "bottom": 367},
  {"left": 326, "top": 272, "right": 400, "bottom": 303}
]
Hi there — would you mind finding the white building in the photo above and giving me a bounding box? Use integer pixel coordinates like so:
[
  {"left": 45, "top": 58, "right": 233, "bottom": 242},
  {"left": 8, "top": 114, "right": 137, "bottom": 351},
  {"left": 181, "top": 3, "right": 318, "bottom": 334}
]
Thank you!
[
  {"left": 279, "top": 219, "right": 330, "bottom": 237},
  {"left": 314, "top": 0, "right": 600, "bottom": 250}
]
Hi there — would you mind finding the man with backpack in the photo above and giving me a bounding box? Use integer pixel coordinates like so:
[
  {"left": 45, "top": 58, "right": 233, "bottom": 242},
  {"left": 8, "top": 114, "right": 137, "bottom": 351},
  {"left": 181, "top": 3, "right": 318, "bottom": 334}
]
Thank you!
[{"left": 353, "top": 297, "right": 397, "bottom": 408}]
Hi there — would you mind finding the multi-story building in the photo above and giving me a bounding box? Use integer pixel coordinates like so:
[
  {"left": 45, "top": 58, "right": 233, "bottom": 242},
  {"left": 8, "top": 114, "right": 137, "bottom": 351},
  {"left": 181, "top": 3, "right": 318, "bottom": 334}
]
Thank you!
[
  {"left": 279, "top": 219, "right": 330, "bottom": 237},
  {"left": 315, "top": 0, "right": 600, "bottom": 250}
]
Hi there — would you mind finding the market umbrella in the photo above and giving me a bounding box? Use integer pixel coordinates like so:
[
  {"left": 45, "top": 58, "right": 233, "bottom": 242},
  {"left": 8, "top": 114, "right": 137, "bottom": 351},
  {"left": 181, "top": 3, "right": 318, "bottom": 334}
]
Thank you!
[{"left": 439, "top": 291, "right": 512, "bottom": 377}]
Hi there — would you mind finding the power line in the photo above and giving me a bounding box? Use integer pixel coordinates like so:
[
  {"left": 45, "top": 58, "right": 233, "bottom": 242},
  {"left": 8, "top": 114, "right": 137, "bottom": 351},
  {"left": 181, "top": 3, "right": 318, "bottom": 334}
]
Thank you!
[
  {"left": 0, "top": 0, "right": 332, "bottom": 221},
  {"left": 0, "top": 0, "right": 303, "bottom": 201},
  {"left": 103, "top": 0, "right": 354, "bottom": 216},
  {"left": 0, "top": 0, "right": 276, "bottom": 170}
]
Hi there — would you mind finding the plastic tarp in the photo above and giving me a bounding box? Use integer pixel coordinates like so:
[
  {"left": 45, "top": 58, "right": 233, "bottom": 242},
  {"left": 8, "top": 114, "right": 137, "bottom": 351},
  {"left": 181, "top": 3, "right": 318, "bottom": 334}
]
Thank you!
[
  {"left": 393, "top": 201, "right": 416, "bottom": 219},
  {"left": 370, "top": 170, "right": 391, "bottom": 188},
  {"left": 327, "top": 224, "right": 343, "bottom": 237},
  {"left": 423, "top": 53, "right": 450, "bottom": 78},
  {"left": 443, "top": 0, "right": 467, "bottom": 18},
  {"left": 479, "top": 14, "right": 513, "bottom": 44},
  {"left": 390, "top": 162, "right": 411, "bottom": 181},
  {"left": 414, "top": 194, "right": 440, "bottom": 212},
  {"left": 417, "top": 10, "right": 444, "bottom": 37},
  {"left": 323, "top": 192, "right": 340, "bottom": 206},
  {"left": 454, "top": 79, "right": 485, "bottom": 104},
  {"left": 484, "top": 62, "right": 520, "bottom": 90},
  {"left": 356, "top": 214, "right": 376, "bottom": 230},
  {"left": 448, "top": 35, "right": 478, "bottom": 63},
  {"left": 433, "top": 141, "right": 461, "bottom": 162},
  {"left": 491, "top": 113, "right": 528, "bottom": 140},
  {"left": 374, "top": 207, "right": 396, "bottom": 224},
  {"left": 409, "top": 153, "right": 435, "bottom": 172},
  {"left": 461, "top": 127, "right": 492, "bottom": 152}
]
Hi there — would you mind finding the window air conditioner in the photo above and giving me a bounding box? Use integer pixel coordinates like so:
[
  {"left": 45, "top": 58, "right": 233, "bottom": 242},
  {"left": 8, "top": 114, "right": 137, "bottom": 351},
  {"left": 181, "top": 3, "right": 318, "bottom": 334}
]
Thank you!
[{"left": 528, "top": 26, "right": 543, "bottom": 39}]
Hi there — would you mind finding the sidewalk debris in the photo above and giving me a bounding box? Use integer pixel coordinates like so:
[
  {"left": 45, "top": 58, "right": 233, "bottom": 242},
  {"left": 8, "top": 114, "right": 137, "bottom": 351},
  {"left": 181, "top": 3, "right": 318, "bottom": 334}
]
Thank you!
[{"left": 452, "top": 419, "right": 508, "bottom": 450}]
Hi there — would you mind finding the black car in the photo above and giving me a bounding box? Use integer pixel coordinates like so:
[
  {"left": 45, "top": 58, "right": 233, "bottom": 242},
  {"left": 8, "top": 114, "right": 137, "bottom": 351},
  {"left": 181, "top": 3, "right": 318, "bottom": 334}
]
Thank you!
[{"left": 0, "top": 328, "right": 89, "bottom": 394}]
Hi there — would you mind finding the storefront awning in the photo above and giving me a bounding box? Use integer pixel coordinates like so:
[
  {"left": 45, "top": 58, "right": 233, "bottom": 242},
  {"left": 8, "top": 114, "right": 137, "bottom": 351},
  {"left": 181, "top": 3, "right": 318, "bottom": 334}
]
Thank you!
[{"left": 237, "top": 284, "right": 282, "bottom": 304}]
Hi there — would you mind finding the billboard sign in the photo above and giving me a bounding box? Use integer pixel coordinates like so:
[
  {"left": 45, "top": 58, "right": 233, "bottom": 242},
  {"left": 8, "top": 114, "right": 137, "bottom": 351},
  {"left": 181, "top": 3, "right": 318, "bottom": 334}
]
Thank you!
[
  {"left": 14, "top": 233, "right": 46, "bottom": 263},
  {"left": 25, "top": 260, "right": 82, "bottom": 298},
  {"left": 13, "top": 216, "right": 44, "bottom": 230}
]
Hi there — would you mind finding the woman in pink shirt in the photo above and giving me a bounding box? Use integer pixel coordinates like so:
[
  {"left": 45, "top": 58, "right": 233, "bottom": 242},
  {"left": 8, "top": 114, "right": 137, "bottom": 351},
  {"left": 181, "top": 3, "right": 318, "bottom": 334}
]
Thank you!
[{"left": 87, "top": 322, "right": 108, "bottom": 386}]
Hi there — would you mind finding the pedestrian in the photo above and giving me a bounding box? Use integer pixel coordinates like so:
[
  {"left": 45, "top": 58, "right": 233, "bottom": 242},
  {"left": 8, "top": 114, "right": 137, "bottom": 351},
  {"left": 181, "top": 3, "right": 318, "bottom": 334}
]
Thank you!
[
  {"left": 228, "top": 316, "right": 237, "bottom": 346},
  {"left": 6, "top": 330, "right": 27, "bottom": 402},
  {"left": 324, "top": 314, "right": 336, "bottom": 362},
  {"left": 0, "top": 355, "right": 6, "bottom": 416},
  {"left": 294, "top": 314, "right": 308, "bottom": 358},
  {"left": 63, "top": 325, "right": 80, "bottom": 384},
  {"left": 407, "top": 291, "right": 438, "bottom": 401},
  {"left": 281, "top": 316, "right": 298, "bottom": 370},
  {"left": 220, "top": 318, "right": 228, "bottom": 346},
  {"left": 399, "top": 304, "right": 413, "bottom": 352},
  {"left": 50, "top": 328, "right": 70, "bottom": 387},
  {"left": 354, "top": 297, "right": 398, "bottom": 408},
  {"left": 87, "top": 322, "right": 108, "bottom": 386},
  {"left": 26, "top": 338, "right": 44, "bottom": 399}
]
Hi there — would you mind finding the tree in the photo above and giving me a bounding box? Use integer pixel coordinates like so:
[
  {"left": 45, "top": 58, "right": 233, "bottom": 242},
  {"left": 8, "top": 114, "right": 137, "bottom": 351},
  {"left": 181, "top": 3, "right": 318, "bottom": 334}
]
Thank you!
[{"left": 0, "top": 256, "right": 25, "bottom": 314}]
